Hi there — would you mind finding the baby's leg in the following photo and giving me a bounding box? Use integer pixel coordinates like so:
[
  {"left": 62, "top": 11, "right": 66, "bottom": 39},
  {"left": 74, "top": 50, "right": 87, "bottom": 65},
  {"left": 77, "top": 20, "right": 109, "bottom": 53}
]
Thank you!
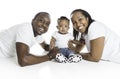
[
  {"left": 68, "top": 54, "right": 82, "bottom": 63},
  {"left": 55, "top": 53, "right": 68, "bottom": 63}
]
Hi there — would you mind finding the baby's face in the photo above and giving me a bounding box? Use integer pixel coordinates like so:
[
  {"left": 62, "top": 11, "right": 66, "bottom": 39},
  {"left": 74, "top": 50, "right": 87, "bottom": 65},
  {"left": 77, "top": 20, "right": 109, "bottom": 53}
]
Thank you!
[{"left": 57, "top": 20, "right": 69, "bottom": 34}]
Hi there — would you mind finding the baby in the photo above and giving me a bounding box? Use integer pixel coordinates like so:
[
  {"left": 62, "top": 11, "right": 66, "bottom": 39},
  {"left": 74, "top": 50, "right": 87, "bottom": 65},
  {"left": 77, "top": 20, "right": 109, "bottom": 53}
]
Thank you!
[{"left": 50, "top": 16, "right": 82, "bottom": 63}]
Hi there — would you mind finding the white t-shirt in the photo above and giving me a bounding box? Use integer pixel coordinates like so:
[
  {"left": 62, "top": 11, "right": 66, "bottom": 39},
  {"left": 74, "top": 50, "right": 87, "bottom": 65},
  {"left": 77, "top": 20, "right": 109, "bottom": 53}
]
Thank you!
[
  {"left": 85, "top": 21, "right": 120, "bottom": 63},
  {"left": 0, "top": 23, "right": 44, "bottom": 57},
  {"left": 52, "top": 31, "right": 74, "bottom": 48}
]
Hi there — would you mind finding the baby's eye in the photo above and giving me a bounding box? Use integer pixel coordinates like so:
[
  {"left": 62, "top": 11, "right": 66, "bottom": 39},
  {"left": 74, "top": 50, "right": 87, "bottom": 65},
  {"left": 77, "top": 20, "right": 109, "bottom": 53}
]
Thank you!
[
  {"left": 59, "top": 25, "right": 62, "bottom": 27},
  {"left": 65, "top": 26, "right": 68, "bottom": 27}
]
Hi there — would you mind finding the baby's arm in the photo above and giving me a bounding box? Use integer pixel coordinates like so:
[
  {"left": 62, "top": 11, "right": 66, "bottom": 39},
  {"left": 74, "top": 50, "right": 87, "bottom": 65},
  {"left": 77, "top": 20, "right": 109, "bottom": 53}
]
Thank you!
[{"left": 50, "top": 37, "right": 56, "bottom": 50}]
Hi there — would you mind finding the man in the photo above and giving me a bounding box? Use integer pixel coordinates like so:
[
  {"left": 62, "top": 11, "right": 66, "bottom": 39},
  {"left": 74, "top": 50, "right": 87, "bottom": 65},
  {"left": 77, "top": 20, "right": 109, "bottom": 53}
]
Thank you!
[{"left": 0, "top": 12, "right": 58, "bottom": 66}]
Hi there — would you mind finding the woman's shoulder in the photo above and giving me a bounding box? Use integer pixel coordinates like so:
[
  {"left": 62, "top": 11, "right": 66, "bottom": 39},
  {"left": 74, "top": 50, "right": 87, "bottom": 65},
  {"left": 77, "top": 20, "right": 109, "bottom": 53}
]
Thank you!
[
  {"left": 89, "top": 21, "right": 106, "bottom": 30},
  {"left": 91, "top": 21, "right": 106, "bottom": 27}
]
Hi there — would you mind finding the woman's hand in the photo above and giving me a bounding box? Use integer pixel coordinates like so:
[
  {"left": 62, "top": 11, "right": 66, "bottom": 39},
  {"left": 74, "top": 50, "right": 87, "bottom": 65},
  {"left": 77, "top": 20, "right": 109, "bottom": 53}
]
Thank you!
[
  {"left": 68, "top": 40, "right": 75, "bottom": 49},
  {"left": 68, "top": 40, "right": 85, "bottom": 53}
]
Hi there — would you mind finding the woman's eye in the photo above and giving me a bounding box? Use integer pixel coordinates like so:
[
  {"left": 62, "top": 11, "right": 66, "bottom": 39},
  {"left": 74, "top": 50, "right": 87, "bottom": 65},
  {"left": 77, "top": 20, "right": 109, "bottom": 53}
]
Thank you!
[
  {"left": 73, "top": 22, "right": 76, "bottom": 25},
  {"left": 65, "top": 26, "right": 68, "bottom": 27},
  {"left": 79, "top": 18, "right": 82, "bottom": 21}
]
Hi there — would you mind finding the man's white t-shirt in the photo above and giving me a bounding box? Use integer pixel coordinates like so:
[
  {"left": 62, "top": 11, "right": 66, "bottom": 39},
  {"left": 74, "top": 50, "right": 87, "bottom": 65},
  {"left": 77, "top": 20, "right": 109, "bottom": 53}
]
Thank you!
[
  {"left": 0, "top": 23, "right": 44, "bottom": 57},
  {"left": 85, "top": 21, "right": 120, "bottom": 63},
  {"left": 52, "top": 31, "right": 74, "bottom": 48}
]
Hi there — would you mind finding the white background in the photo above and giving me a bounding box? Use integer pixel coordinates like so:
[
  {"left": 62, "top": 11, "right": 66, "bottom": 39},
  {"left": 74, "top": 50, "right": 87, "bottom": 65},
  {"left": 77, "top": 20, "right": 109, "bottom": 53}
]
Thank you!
[
  {"left": 0, "top": 0, "right": 120, "bottom": 79},
  {"left": 0, "top": 0, "right": 120, "bottom": 43}
]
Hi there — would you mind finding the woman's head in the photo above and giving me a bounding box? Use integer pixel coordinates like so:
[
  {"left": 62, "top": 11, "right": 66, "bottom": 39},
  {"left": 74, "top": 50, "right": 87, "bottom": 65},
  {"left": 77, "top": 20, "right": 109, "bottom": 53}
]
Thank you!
[{"left": 71, "top": 9, "right": 94, "bottom": 39}]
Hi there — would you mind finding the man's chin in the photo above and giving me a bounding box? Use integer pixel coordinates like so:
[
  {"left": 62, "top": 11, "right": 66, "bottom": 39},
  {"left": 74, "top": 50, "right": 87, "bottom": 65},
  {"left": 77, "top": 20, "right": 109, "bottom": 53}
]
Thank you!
[{"left": 38, "top": 32, "right": 45, "bottom": 35}]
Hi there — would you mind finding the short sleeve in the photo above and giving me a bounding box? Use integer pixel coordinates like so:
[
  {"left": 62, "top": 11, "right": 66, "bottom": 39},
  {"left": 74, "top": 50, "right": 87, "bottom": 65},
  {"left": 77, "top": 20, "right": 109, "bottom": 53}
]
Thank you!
[
  {"left": 69, "top": 33, "right": 74, "bottom": 40},
  {"left": 88, "top": 22, "right": 106, "bottom": 40},
  {"left": 16, "top": 25, "right": 34, "bottom": 47},
  {"left": 35, "top": 35, "right": 45, "bottom": 44},
  {"left": 52, "top": 31, "right": 58, "bottom": 39}
]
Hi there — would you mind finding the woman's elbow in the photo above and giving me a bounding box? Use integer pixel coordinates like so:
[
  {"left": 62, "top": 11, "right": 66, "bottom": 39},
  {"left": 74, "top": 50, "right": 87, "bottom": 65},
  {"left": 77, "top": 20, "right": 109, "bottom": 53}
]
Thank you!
[{"left": 92, "top": 57, "right": 101, "bottom": 62}]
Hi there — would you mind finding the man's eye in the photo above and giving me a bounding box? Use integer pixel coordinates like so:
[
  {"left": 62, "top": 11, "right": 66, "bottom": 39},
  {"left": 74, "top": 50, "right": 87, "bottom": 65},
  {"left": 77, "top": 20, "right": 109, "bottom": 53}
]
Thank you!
[
  {"left": 39, "top": 19, "right": 44, "bottom": 22},
  {"left": 45, "top": 23, "right": 50, "bottom": 26}
]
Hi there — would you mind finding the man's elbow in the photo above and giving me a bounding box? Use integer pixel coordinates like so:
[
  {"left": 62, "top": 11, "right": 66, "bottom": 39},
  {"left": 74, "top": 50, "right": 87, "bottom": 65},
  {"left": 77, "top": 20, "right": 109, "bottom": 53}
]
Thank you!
[{"left": 18, "top": 58, "right": 28, "bottom": 67}]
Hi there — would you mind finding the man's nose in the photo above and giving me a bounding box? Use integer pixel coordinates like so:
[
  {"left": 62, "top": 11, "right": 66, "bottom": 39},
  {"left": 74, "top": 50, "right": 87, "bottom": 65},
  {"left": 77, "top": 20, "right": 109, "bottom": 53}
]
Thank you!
[{"left": 76, "top": 21, "right": 81, "bottom": 27}]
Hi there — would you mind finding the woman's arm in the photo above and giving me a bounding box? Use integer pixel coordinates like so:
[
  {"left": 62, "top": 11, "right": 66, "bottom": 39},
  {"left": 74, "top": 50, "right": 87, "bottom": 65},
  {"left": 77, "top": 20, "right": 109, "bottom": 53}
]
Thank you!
[{"left": 80, "top": 37, "right": 105, "bottom": 62}]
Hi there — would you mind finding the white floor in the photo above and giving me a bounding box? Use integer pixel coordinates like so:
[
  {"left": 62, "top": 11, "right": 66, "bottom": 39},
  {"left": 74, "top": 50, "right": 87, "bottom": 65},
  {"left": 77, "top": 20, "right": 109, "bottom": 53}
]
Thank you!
[
  {"left": 0, "top": 56, "right": 120, "bottom": 79},
  {"left": 1, "top": 44, "right": 120, "bottom": 79}
]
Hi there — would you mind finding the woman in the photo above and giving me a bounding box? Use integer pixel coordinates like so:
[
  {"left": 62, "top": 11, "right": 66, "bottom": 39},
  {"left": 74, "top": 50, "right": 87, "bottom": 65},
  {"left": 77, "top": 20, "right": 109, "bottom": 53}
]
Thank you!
[{"left": 69, "top": 9, "right": 120, "bottom": 63}]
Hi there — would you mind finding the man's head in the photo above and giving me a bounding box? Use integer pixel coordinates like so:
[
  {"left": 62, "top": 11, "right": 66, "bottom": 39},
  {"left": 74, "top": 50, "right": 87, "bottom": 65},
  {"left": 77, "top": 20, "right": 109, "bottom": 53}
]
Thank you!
[{"left": 32, "top": 12, "right": 51, "bottom": 36}]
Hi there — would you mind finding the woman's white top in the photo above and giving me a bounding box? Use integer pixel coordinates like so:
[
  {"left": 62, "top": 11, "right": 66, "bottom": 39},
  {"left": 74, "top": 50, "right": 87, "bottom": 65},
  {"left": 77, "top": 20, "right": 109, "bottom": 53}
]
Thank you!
[{"left": 85, "top": 21, "right": 120, "bottom": 63}]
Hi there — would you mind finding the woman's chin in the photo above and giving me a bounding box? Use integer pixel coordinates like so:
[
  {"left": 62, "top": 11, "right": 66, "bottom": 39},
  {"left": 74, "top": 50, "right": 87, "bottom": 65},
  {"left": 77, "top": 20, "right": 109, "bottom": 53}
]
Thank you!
[{"left": 79, "top": 29, "right": 85, "bottom": 33}]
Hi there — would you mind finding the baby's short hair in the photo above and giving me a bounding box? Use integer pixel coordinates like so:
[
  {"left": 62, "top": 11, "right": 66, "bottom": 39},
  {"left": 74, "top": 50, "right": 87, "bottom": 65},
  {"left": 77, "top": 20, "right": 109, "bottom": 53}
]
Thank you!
[{"left": 57, "top": 16, "right": 70, "bottom": 24}]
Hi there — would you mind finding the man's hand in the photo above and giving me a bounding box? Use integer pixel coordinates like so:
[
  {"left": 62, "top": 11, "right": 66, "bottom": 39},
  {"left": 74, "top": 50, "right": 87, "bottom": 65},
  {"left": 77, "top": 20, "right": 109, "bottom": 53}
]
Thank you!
[
  {"left": 40, "top": 41, "right": 50, "bottom": 51},
  {"left": 47, "top": 47, "right": 59, "bottom": 60}
]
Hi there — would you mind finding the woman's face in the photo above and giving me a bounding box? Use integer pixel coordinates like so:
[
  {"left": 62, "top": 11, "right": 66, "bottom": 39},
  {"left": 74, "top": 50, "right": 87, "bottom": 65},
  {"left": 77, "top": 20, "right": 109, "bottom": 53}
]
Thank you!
[{"left": 71, "top": 12, "right": 89, "bottom": 33}]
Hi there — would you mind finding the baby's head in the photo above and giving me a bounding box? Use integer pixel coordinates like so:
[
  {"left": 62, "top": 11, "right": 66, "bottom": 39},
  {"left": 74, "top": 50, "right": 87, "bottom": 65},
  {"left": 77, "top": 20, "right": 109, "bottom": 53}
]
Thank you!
[{"left": 57, "top": 16, "right": 70, "bottom": 34}]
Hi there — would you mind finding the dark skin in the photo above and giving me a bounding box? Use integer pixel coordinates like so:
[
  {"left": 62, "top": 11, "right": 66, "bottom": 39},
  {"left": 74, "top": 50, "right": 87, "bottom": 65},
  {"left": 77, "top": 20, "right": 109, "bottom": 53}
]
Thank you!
[{"left": 16, "top": 13, "right": 58, "bottom": 67}]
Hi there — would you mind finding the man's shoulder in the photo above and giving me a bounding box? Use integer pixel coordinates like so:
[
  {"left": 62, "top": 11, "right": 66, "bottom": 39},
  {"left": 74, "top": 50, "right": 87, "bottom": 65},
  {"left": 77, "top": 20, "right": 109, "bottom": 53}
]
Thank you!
[
  {"left": 17, "top": 22, "right": 31, "bottom": 27},
  {"left": 16, "top": 22, "right": 31, "bottom": 30}
]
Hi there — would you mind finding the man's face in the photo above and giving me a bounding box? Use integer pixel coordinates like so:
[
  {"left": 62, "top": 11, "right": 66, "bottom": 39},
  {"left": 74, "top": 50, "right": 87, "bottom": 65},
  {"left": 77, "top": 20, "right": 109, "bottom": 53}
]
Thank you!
[{"left": 32, "top": 15, "right": 50, "bottom": 36}]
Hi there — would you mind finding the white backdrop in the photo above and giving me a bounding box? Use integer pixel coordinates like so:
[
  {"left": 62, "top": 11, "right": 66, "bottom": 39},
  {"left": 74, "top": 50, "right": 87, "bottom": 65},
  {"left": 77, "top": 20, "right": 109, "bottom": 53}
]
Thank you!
[
  {"left": 0, "top": 0, "right": 120, "bottom": 79},
  {"left": 0, "top": 0, "right": 120, "bottom": 43}
]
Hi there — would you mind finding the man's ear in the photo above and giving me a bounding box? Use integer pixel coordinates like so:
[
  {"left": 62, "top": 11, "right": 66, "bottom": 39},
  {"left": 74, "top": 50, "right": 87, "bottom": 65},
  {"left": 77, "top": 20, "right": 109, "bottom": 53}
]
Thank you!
[{"left": 56, "top": 26, "right": 59, "bottom": 29}]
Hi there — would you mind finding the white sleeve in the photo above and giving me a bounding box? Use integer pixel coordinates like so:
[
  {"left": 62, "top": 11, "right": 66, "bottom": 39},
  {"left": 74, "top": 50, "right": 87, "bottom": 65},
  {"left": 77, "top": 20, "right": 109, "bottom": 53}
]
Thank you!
[
  {"left": 88, "top": 22, "right": 106, "bottom": 40},
  {"left": 69, "top": 33, "right": 74, "bottom": 40},
  {"left": 52, "top": 31, "right": 58, "bottom": 39},
  {"left": 16, "top": 26, "right": 33, "bottom": 47},
  {"left": 35, "top": 35, "right": 45, "bottom": 44}
]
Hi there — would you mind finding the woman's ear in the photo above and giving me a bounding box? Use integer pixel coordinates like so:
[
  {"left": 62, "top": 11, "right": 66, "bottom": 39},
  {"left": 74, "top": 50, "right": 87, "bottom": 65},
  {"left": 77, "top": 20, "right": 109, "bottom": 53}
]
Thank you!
[{"left": 87, "top": 17, "right": 89, "bottom": 22}]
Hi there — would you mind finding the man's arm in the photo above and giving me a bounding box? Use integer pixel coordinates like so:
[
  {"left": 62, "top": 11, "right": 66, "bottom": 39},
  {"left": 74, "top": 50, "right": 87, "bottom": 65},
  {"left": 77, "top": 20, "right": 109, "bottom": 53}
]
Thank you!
[
  {"left": 40, "top": 41, "right": 49, "bottom": 51},
  {"left": 16, "top": 42, "right": 58, "bottom": 67}
]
